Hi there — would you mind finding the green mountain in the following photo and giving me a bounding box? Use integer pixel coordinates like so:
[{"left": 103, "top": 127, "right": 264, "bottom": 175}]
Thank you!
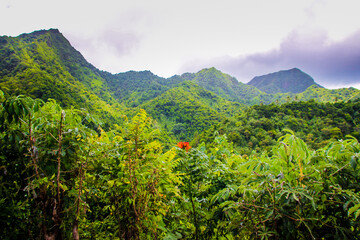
[
  {"left": 179, "top": 67, "right": 265, "bottom": 103},
  {"left": 103, "top": 70, "right": 184, "bottom": 107},
  {"left": 296, "top": 85, "right": 360, "bottom": 102},
  {"left": 103, "top": 67, "right": 263, "bottom": 107},
  {"left": 0, "top": 29, "right": 248, "bottom": 140},
  {"left": 247, "top": 68, "right": 323, "bottom": 94},
  {"left": 0, "top": 28, "right": 359, "bottom": 139},
  {"left": 2, "top": 29, "right": 360, "bottom": 240},
  {"left": 139, "top": 81, "right": 243, "bottom": 140},
  {"left": 254, "top": 85, "right": 360, "bottom": 105},
  {"left": 0, "top": 29, "right": 125, "bottom": 124}
]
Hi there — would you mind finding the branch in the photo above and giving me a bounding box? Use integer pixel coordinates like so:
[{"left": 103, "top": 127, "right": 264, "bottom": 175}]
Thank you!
[
  {"left": 57, "top": 111, "right": 65, "bottom": 208},
  {"left": 328, "top": 163, "right": 350, "bottom": 178},
  {"left": 28, "top": 113, "right": 40, "bottom": 179}
]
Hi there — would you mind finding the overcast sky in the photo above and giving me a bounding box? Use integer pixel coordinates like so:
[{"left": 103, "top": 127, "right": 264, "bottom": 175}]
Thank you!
[{"left": 1, "top": 0, "right": 359, "bottom": 89}]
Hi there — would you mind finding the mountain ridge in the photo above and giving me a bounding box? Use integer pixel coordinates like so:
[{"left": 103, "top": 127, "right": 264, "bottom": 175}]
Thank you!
[
  {"left": 0, "top": 28, "right": 125, "bottom": 125},
  {"left": 1, "top": 28, "right": 359, "bottom": 139},
  {"left": 247, "top": 68, "right": 323, "bottom": 94}
]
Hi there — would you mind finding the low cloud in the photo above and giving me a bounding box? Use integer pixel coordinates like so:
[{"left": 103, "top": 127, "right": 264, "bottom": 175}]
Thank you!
[
  {"left": 64, "top": 28, "right": 141, "bottom": 72},
  {"left": 182, "top": 30, "right": 360, "bottom": 88},
  {"left": 98, "top": 29, "right": 141, "bottom": 56}
]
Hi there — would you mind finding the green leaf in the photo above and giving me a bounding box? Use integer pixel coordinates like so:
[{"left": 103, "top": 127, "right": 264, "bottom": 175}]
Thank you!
[
  {"left": 59, "top": 183, "right": 68, "bottom": 191},
  {"left": 348, "top": 203, "right": 360, "bottom": 217},
  {"left": 108, "top": 180, "right": 115, "bottom": 188},
  {"left": 350, "top": 156, "right": 357, "bottom": 170},
  {"left": 265, "top": 210, "right": 274, "bottom": 220},
  {"left": 164, "top": 232, "right": 182, "bottom": 240},
  {"left": 292, "top": 193, "right": 299, "bottom": 202},
  {"left": 356, "top": 209, "right": 360, "bottom": 219}
]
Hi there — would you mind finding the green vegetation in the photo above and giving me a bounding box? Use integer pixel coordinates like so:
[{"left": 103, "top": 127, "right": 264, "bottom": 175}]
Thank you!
[
  {"left": 182, "top": 67, "right": 264, "bottom": 103},
  {"left": 247, "top": 68, "right": 322, "bottom": 94},
  {"left": 0, "top": 29, "right": 125, "bottom": 126},
  {"left": 1, "top": 29, "right": 360, "bottom": 239},
  {"left": 1, "top": 92, "right": 360, "bottom": 239},
  {"left": 1, "top": 29, "right": 359, "bottom": 136},
  {"left": 196, "top": 99, "right": 360, "bottom": 154},
  {"left": 140, "top": 81, "right": 243, "bottom": 140}
]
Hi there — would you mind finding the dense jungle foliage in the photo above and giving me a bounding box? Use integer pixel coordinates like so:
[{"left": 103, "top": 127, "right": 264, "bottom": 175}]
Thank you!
[
  {"left": 1, "top": 91, "right": 360, "bottom": 239},
  {"left": 196, "top": 99, "right": 360, "bottom": 154},
  {"left": 1, "top": 29, "right": 360, "bottom": 239}
]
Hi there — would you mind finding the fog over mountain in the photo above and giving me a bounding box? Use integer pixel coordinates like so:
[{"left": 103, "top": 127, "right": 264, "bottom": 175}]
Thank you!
[{"left": 180, "top": 30, "right": 360, "bottom": 89}]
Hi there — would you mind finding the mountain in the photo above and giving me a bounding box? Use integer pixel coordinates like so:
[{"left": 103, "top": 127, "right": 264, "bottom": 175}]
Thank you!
[
  {"left": 0, "top": 29, "right": 247, "bottom": 141},
  {"left": 0, "top": 29, "right": 125, "bottom": 124},
  {"left": 103, "top": 70, "right": 184, "bottom": 107},
  {"left": 104, "top": 67, "right": 264, "bottom": 107},
  {"left": 263, "top": 85, "right": 360, "bottom": 104},
  {"left": 1, "top": 29, "right": 359, "bottom": 140},
  {"left": 296, "top": 85, "right": 360, "bottom": 102},
  {"left": 247, "top": 68, "right": 323, "bottom": 94},
  {"left": 2, "top": 30, "right": 360, "bottom": 240},
  {"left": 139, "top": 81, "right": 243, "bottom": 140},
  {"left": 180, "top": 67, "right": 265, "bottom": 103}
]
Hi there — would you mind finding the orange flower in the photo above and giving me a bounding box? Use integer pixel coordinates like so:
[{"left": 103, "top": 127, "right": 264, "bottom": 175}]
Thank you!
[{"left": 177, "top": 142, "right": 191, "bottom": 152}]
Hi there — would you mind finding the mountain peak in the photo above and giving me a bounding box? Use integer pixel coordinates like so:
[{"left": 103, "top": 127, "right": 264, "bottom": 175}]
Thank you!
[
  {"left": 192, "top": 67, "right": 238, "bottom": 88},
  {"left": 18, "top": 28, "right": 60, "bottom": 38},
  {"left": 247, "top": 68, "right": 322, "bottom": 94},
  {"left": 199, "top": 67, "right": 219, "bottom": 72}
]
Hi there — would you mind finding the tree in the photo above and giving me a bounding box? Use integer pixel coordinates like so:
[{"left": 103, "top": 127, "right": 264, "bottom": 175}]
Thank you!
[
  {"left": 83, "top": 109, "right": 181, "bottom": 239},
  {"left": 0, "top": 95, "right": 96, "bottom": 239}
]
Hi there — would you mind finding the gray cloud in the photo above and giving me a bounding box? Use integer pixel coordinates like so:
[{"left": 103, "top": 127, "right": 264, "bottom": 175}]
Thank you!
[
  {"left": 98, "top": 29, "right": 140, "bottom": 56},
  {"left": 182, "top": 30, "right": 360, "bottom": 88},
  {"left": 64, "top": 28, "right": 141, "bottom": 71}
]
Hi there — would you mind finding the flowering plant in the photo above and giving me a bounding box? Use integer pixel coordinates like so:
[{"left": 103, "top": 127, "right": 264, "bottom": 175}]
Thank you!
[{"left": 177, "top": 141, "right": 191, "bottom": 152}]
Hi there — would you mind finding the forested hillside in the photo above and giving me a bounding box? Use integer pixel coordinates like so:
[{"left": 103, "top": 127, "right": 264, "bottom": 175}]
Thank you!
[
  {"left": 247, "top": 68, "right": 322, "bottom": 94},
  {"left": 195, "top": 99, "right": 360, "bottom": 154},
  {"left": 103, "top": 70, "right": 184, "bottom": 108},
  {"left": 0, "top": 29, "right": 125, "bottom": 125},
  {"left": 1, "top": 91, "right": 360, "bottom": 239},
  {"left": 1, "top": 29, "right": 360, "bottom": 239},
  {"left": 1, "top": 29, "right": 359, "bottom": 139},
  {"left": 179, "top": 67, "right": 265, "bottom": 103},
  {"left": 140, "top": 81, "right": 243, "bottom": 140}
]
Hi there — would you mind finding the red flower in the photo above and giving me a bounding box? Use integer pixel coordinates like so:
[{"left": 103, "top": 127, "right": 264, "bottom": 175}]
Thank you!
[{"left": 177, "top": 142, "right": 191, "bottom": 152}]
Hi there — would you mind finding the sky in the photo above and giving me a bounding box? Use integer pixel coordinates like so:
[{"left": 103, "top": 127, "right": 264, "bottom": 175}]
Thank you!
[{"left": 1, "top": 0, "right": 360, "bottom": 89}]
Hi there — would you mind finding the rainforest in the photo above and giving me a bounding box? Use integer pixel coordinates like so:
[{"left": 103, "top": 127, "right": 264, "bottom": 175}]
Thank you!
[{"left": 1, "top": 29, "right": 360, "bottom": 239}]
